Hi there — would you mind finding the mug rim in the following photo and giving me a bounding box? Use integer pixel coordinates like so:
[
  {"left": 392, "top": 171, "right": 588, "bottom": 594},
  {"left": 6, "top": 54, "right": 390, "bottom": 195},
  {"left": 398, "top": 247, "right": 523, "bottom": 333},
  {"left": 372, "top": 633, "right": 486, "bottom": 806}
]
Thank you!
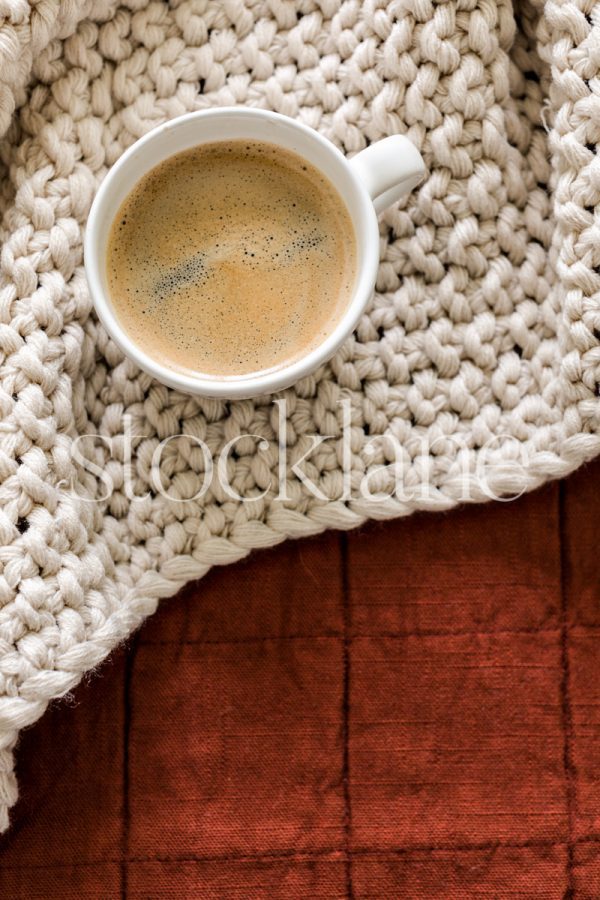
[{"left": 84, "top": 107, "right": 380, "bottom": 399}]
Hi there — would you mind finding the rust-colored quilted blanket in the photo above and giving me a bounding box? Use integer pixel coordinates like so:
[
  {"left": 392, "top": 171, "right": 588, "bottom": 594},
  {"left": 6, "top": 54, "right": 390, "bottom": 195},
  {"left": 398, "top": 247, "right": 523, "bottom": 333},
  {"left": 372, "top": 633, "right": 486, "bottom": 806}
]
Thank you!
[{"left": 0, "top": 459, "right": 598, "bottom": 898}]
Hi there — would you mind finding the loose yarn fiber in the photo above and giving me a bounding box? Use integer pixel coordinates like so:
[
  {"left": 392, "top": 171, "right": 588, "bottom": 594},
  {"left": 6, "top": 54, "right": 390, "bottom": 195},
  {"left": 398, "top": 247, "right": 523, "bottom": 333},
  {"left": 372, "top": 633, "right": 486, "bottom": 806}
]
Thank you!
[{"left": 0, "top": 0, "right": 598, "bottom": 831}]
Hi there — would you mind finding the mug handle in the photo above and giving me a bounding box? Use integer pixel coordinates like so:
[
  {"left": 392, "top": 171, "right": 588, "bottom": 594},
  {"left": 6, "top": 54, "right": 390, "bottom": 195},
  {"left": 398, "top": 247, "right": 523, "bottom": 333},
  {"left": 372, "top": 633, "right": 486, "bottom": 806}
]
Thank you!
[{"left": 349, "top": 135, "right": 425, "bottom": 215}]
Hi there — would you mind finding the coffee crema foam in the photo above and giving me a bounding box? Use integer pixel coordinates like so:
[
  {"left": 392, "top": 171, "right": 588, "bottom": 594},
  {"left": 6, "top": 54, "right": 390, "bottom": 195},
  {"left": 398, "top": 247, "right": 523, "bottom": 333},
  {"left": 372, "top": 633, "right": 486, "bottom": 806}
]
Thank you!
[{"left": 106, "top": 140, "right": 357, "bottom": 377}]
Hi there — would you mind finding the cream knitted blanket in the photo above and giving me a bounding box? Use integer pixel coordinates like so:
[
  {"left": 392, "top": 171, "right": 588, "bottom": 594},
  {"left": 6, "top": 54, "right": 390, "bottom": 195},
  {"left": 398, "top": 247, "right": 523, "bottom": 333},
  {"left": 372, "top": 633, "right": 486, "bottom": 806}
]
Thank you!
[{"left": 0, "top": 0, "right": 598, "bottom": 832}]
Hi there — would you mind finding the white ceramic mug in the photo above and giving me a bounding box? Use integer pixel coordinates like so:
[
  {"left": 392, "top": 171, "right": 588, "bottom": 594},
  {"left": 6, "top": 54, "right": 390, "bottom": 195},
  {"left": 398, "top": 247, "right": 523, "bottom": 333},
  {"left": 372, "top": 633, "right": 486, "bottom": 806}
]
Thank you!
[{"left": 85, "top": 108, "right": 425, "bottom": 399}]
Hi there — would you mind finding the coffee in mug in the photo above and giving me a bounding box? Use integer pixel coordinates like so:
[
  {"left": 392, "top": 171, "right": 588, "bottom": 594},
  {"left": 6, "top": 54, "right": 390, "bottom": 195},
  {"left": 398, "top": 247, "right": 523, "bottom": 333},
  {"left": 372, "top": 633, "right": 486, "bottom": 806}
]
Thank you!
[{"left": 106, "top": 140, "right": 357, "bottom": 378}]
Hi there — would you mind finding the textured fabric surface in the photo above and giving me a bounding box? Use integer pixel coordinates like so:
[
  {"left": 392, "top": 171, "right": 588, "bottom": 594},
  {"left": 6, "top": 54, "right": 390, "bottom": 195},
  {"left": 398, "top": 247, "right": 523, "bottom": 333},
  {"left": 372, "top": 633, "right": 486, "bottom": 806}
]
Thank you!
[
  {"left": 0, "top": 458, "right": 598, "bottom": 898},
  {"left": 0, "top": 0, "right": 599, "bottom": 832}
]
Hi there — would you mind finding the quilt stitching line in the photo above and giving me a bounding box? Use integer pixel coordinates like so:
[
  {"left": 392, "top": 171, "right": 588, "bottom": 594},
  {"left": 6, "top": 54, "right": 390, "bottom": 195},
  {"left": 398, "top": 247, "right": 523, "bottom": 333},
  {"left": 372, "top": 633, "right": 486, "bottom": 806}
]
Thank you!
[{"left": 559, "top": 483, "right": 577, "bottom": 897}]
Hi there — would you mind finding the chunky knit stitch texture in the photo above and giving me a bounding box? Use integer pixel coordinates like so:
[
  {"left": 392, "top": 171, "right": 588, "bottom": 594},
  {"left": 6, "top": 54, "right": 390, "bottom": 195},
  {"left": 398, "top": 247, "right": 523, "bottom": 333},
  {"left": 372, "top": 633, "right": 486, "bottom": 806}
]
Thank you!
[{"left": 0, "top": 0, "right": 598, "bottom": 832}]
